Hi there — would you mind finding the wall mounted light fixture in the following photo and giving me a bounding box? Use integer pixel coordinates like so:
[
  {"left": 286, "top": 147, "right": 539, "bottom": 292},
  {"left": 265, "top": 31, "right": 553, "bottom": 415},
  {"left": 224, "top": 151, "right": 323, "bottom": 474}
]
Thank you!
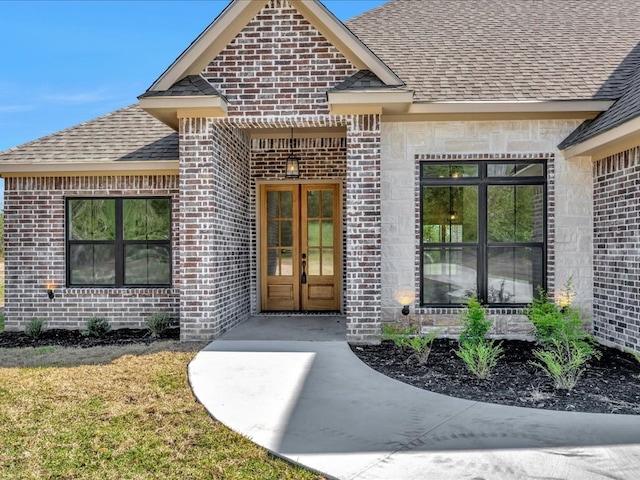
[
  {"left": 46, "top": 284, "right": 55, "bottom": 301},
  {"left": 285, "top": 128, "right": 300, "bottom": 178},
  {"left": 394, "top": 287, "right": 416, "bottom": 316}
]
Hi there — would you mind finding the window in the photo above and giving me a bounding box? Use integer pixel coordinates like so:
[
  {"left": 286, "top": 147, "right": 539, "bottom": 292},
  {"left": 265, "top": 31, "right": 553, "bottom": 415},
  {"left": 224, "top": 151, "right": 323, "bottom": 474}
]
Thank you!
[
  {"left": 67, "top": 198, "right": 171, "bottom": 287},
  {"left": 420, "top": 161, "right": 546, "bottom": 306}
]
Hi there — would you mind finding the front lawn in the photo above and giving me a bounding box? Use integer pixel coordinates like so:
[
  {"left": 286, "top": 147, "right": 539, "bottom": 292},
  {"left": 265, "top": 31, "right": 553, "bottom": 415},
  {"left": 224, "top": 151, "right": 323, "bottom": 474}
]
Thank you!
[{"left": 0, "top": 345, "right": 322, "bottom": 480}]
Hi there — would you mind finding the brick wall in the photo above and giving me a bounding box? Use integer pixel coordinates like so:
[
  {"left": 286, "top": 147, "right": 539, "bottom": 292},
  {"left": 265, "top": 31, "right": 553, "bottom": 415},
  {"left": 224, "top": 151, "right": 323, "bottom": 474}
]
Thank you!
[
  {"left": 593, "top": 146, "right": 640, "bottom": 352},
  {"left": 346, "top": 114, "right": 382, "bottom": 342},
  {"left": 3, "top": 175, "right": 180, "bottom": 331},
  {"left": 179, "top": 118, "right": 251, "bottom": 341},
  {"left": 203, "top": 0, "right": 357, "bottom": 117}
]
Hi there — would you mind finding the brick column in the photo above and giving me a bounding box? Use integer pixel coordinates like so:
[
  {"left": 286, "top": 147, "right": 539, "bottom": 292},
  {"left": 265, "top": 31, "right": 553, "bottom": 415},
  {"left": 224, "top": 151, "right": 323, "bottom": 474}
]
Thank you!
[
  {"left": 179, "top": 118, "right": 251, "bottom": 341},
  {"left": 345, "top": 114, "right": 382, "bottom": 343}
]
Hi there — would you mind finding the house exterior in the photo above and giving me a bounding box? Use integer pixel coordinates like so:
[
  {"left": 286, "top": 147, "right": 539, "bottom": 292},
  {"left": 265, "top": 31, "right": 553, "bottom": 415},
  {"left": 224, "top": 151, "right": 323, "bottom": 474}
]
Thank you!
[{"left": 1, "top": 0, "right": 640, "bottom": 350}]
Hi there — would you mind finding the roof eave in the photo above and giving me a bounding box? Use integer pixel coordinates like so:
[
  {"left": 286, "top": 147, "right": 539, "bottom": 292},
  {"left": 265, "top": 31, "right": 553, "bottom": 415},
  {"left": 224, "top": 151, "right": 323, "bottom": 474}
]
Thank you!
[
  {"left": 563, "top": 116, "right": 640, "bottom": 160},
  {"left": 328, "top": 89, "right": 414, "bottom": 115},
  {"left": 139, "top": 95, "right": 229, "bottom": 130},
  {"left": 0, "top": 160, "right": 179, "bottom": 177}
]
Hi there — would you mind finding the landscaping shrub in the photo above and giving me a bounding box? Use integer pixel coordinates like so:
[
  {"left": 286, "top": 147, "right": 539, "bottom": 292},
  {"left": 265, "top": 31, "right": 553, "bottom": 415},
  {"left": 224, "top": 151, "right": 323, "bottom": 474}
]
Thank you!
[
  {"left": 531, "top": 338, "right": 600, "bottom": 390},
  {"left": 381, "top": 324, "right": 439, "bottom": 366},
  {"left": 525, "top": 279, "right": 600, "bottom": 390},
  {"left": 455, "top": 341, "right": 503, "bottom": 379},
  {"left": 83, "top": 317, "right": 111, "bottom": 338},
  {"left": 459, "top": 295, "right": 492, "bottom": 345},
  {"left": 456, "top": 296, "right": 502, "bottom": 378},
  {"left": 25, "top": 317, "right": 45, "bottom": 338},
  {"left": 146, "top": 312, "right": 173, "bottom": 337},
  {"left": 381, "top": 323, "right": 418, "bottom": 349}
]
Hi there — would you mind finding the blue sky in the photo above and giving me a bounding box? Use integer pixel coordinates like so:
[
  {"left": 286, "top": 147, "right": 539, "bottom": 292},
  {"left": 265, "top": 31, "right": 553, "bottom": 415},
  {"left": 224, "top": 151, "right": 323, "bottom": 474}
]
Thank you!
[{"left": 0, "top": 0, "right": 387, "bottom": 152}]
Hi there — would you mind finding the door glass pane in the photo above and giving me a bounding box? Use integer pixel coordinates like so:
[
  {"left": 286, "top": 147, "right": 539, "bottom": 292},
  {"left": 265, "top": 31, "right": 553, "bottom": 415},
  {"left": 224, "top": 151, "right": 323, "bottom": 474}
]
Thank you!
[
  {"left": 281, "top": 191, "right": 293, "bottom": 218},
  {"left": 322, "top": 248, "right": 334, "bottom": 276},
  {"left": 267, "top": 220, "right": 279, "bottom": 247},
  {"left": 125, "top": 244, "right": 170, "bottom": 285},
  {"left": 422, "top": 247, "right": 477, "bottom": 304},
  {"left": 488, "top": 185, "right": 542, "bottom": 242},
  {"left": 69, "top": 199, "right": 116, "bottom": 240},
  {"left": 487, "top": 246, "right": 542, "bottom": 304},
  {"left": 308, "top": 248, "right": 320, "bottom": 275},
  {"left": 422, "top": 186, "right": 478, "bottom": 243},
  {"left": 267, "top": 249, "right": 279, "bottom": 275},
  {"left": 308, "top": 220, "right": 320, "bottom": 247},
  {"left": 69, "top": 244, "right": 115, "bottom": 285},
  {"left": 281, "top": 220, "right": 293, "bottom": 247},
  {"left": 321, "top": 190, "right": 333, "bottom": 217},
  {"left": 321, "top": 220, "right": 333, "bottom": 246},
  {"left": 267, "top": 191, "right": 279, "bottom": 218},
  {"left": 307, "top": 190, "right": 319, "bottom": 217},
  {"left": 280, "top": 249, "right": 293, "bottom": 276}
]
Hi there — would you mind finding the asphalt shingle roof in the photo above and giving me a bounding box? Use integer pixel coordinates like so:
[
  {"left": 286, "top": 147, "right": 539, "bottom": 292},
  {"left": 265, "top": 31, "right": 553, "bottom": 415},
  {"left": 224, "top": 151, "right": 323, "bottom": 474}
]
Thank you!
[
  {"left": 139, "top": 75, "right": 223, "bottom": 98},
  {"left": 0, "top": 104, "right": 178, "bottom": 164},
  {"left": 331, "top": 70, "right": 393, "bottom": 91},
  {"left": 347, "top": 0, "right": 640, "bottom": 102}
]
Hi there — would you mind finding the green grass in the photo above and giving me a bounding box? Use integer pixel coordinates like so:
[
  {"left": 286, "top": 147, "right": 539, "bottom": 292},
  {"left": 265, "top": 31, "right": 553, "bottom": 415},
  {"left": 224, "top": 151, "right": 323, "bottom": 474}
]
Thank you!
[{"left": 0, "top": 347, "right": 323, "bottom": 480}]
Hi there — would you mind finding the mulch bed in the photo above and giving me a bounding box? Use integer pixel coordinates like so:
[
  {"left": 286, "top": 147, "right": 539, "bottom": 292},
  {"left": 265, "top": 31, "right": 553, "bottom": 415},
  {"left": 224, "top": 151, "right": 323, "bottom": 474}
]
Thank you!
[
  {"left": 351, "top": 339, "right": 640, "bottom": 415},
  {"left": 0, "top": 328, "right": 180, "bottom": 349}
]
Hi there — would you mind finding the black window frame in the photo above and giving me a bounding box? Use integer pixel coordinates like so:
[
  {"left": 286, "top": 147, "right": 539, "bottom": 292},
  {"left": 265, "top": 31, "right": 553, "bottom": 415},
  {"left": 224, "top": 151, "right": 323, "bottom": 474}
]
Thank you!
[
  {"left": 420, "top": 160, "right": 547, "bottom": 307},
  {"left": 66, "top": 197, "right": 172, "bottom": 288}
]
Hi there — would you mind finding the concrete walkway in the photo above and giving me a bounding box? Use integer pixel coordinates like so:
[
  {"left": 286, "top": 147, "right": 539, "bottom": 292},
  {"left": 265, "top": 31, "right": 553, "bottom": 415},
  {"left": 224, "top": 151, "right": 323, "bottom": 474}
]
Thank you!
[{"left": 189, "top": 316, "right": 640, "bottom": 479}]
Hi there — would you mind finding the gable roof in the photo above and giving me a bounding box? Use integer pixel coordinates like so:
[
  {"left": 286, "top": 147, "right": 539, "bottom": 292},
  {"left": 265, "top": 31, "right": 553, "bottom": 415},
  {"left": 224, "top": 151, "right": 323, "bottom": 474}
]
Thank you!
[
  {"left": 0, "top": 104, "right": 178, "bottom": 174},
  {"left": 347, "top": 0, "right": 640, "bottom": 102},
  {"left": 146, "top": 0, "right": 403, "bottom": 94}
]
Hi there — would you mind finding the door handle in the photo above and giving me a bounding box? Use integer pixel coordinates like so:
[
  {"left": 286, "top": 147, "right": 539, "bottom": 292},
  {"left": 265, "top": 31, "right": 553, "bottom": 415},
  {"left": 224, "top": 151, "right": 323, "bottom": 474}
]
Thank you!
[{"left": 301, "top": 253, "right": 307, "bottom": 284}]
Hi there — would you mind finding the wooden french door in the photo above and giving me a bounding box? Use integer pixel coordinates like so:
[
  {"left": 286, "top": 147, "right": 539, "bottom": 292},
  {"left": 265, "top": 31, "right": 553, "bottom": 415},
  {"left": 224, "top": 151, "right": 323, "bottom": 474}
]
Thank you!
[{"left": 260, "top": 183, "right": 341, "bottom": 312}]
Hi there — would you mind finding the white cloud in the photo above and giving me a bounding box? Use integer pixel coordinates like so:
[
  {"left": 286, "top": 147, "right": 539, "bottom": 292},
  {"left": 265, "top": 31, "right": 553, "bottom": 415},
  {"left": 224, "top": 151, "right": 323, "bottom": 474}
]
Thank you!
[
  {"left": 44, "top": 90, "right": 117, "bottom": 105},
  {"left": 0, "top": 104, "right": 34, "bottom": 113}
]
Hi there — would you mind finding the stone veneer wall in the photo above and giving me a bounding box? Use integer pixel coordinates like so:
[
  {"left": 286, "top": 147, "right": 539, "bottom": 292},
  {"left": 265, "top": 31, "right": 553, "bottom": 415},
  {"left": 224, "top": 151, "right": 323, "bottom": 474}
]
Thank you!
[
  {"left": 179, "top": 119, "right": 251, "bottom": 341},
  {"left": 249, "top": 135, "right": 347, "bottom": 314},
  {"left": 380, "top": 120, "right": 593, "bottom": 338},
  {"left": 593, "top": 146, "right": 640, "bottom": 352},
  {"left": 3, "top": 175, "right": 180, "bottom": 331}
]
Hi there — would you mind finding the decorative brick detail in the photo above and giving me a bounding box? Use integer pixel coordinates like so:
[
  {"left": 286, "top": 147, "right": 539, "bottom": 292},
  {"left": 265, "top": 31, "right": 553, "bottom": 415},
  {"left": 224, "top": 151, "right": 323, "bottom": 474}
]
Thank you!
[
  {"left": 593, "top": 146, "right": 640, "bottom": 352},
  {"left": 3, "top": 176, "right": 180, "bottom": 331},
  {"left": 346, "top": 114, "right": 382, "bottom": 342},
  {"left": 203, "top": 0, "right": 357, "bottom": 117},
  {"left": 179, "top": 118, "right": 251, "bottom": 341}
]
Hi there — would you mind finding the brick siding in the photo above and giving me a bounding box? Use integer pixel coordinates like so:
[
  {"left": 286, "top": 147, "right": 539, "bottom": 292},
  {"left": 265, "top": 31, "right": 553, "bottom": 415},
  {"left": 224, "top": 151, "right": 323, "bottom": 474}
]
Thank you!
[
  {"left": 3, "top": 175, "right": 179, "bottom": 331},
  {"left": 203, "top": 0, "right": 357, "bottom": 118},
  {"left": 346, "top": 114, "right": 382, "bottom": 342},
  {"left": 179, "top": 119, "right": 251, "bottom": 341},
  {"left": 593, "top": 146, "right": 640, "bottom": 352}
]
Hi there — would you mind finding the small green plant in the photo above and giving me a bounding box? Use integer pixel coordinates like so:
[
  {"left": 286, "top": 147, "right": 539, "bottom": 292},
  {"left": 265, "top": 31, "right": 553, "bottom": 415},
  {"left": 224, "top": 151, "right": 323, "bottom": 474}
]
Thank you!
[
  {"left": 83, "top": 317, "right": 111, "bottom": 338},
  {"left": 381, "top": 323, "right": 418, "bottom": 349},
  {"left": 406, "top": 330, "right": 440, "bottom": 366},
  {"left": 455, "top": 340, "right": 503, "bottom": 379},
  {"left": 531, "top": 338, "right": 601, "bottom": 390},
  {"left": 146, "top": 312, "right": 173, "bottom": 337},
  {"left": 630, "top": 351, "right": 640, "bottom": 380},
  {"left": 459, "top": 295, "right": 492, "bottom": 345},
  {"left": 25, "top": 317, "right": 45, "bottom": 338}
]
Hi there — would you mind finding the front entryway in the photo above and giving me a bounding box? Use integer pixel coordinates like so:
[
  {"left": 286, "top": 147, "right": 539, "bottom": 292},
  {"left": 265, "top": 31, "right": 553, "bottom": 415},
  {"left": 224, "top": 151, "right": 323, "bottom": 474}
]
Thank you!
[{"left": 260, "top": 183, "right": 341, "bottom": 311}]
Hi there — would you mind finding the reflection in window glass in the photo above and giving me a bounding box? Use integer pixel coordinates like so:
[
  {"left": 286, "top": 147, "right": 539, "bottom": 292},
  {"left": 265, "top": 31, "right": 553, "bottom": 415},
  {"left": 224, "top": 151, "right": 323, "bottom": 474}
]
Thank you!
[
  {"left": 487, "top": 247, "right": 543, "bottom": 304},
  {"left": 422, "top": 186, "right": 478, "bottom": 243},
  {"left": 125, "top": 245, "right": 171, "bottom": 285},
  {"left": 422, "top": 247, "right": 478, "bottom": 304},
  {"left": 69, "top": 244, "right": 116, "bottom": 285},
  {"left": 488, "top": 163, "right": 544, "bottom": 177},
  {"left": 124, "top": 198, "right": 170, "bottom": 240},
  {"left": 69, "top": 199, "right": 116, "bottom": 240},
  {"left": 422, "top": 164, "right": 479, "bottom": 178},
  {"left": 488, "top": 185, "right": 543, "bottom": 242}
]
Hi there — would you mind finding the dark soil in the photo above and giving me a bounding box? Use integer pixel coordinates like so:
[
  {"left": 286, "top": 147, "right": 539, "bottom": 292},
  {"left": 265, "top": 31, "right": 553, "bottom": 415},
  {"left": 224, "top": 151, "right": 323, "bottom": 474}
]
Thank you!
[
  {"left": 351, "top": 339, "right": 640, "bottom": 415},
  {"left": 0, "top": 327, "right": 180, "bottom": 349}
]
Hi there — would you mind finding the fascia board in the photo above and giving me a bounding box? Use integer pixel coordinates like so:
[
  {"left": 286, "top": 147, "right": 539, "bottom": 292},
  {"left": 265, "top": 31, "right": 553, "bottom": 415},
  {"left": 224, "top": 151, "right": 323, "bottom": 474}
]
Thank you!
[
  {"left": 327, "top": 90, "right": 414, "bottom": 114},
  {"left": 563, "top": 116, "right": 640, "bottom": 160},
  {"left": 0, "top": 160, "right": 179, "bottom": 177},
  {"left": 409, "top": 100, "right": 614, "bottom": 115}
]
